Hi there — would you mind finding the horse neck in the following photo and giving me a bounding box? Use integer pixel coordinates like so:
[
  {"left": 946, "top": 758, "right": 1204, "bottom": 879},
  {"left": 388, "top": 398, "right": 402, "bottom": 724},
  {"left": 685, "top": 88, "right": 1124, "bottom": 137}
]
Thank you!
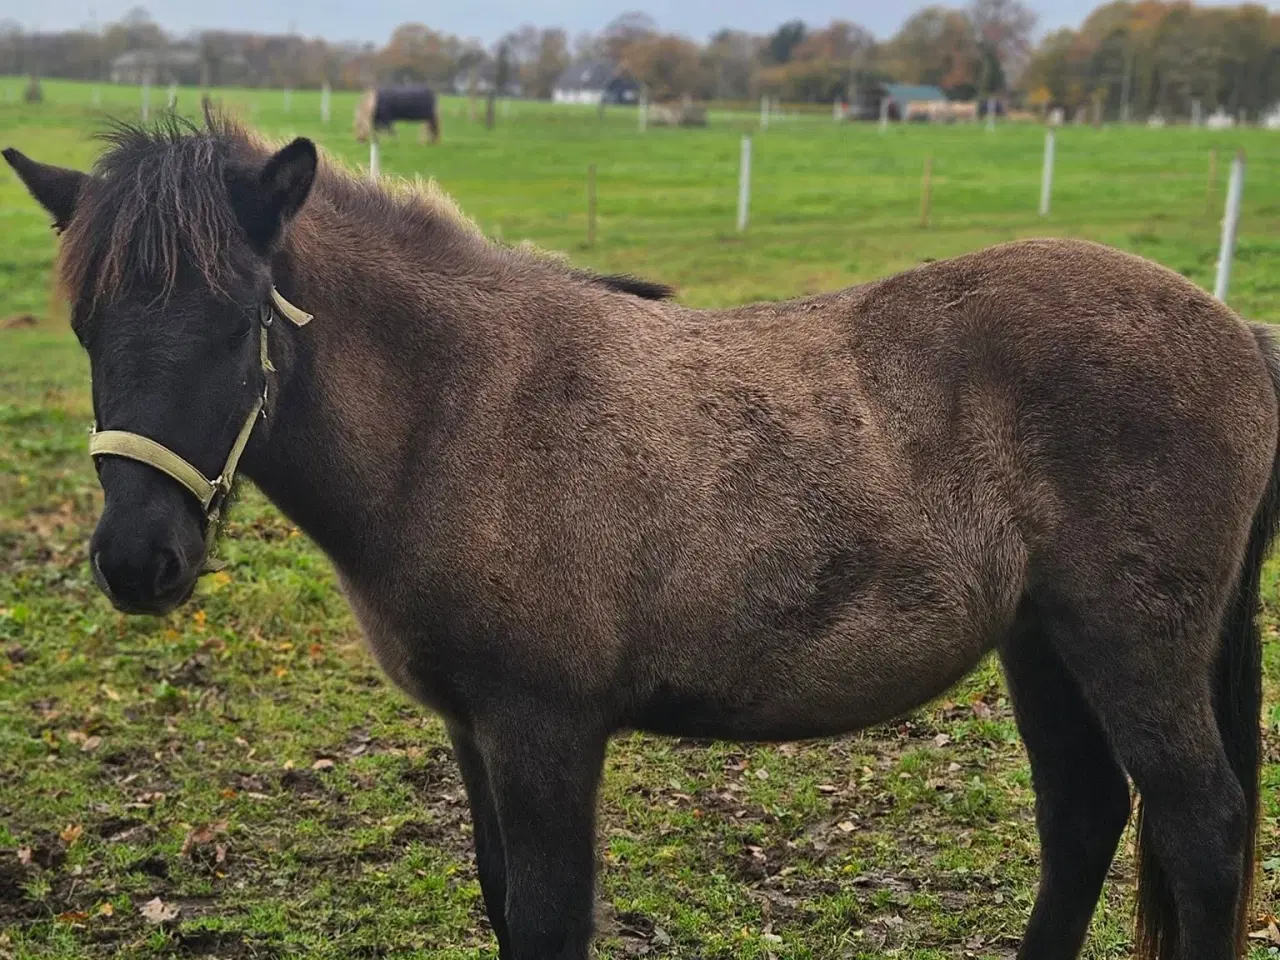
[{"left": 242, "top": 211, "right": 491, "bottom": 572}]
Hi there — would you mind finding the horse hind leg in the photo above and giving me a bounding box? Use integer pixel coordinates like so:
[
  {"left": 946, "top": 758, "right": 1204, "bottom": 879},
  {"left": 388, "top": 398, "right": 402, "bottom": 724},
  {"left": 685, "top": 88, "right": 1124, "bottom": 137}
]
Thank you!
[
  {"left": 998, "top": 615, "right": 1131, "bottom": 960},
  {"left": 1039, "top": 586, "right": 1253, "bottom": 960}
]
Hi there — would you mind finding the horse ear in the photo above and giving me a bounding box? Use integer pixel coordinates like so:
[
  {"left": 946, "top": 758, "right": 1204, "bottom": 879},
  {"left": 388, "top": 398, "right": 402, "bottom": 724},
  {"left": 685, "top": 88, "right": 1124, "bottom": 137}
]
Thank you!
[
  {"left": 229, "top": 137, "right": 317, "bottom": 252},
  {"left": 3, "top": 148, "right": 89, "bottom": 231}
]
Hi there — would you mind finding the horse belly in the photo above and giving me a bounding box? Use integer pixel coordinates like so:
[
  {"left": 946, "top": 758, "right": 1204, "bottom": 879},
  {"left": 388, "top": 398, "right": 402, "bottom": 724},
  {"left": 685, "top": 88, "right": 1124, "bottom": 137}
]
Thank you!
[{"left": 634, "top": 589, "right": 1006, "bottom": 742}]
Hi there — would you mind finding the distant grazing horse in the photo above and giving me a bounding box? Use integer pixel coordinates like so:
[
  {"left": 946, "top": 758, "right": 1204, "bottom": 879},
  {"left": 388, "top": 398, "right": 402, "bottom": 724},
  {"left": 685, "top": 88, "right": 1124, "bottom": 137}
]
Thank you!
[
  {"left": 5, "top": 107, "right": 1276, "bottom": 960},
  {"left": 354, "top": 85, "right": 440, "bottom": 144}
]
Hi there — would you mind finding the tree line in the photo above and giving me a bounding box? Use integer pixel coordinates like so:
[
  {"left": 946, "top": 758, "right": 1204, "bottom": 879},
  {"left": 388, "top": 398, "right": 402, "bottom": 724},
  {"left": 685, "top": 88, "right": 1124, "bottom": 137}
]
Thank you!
[
  {"left": 1024, "top": 1, "right": 1280, "bottom": 120},
  {"left": 1, "top": 0, "right": 1276, "bottom": 117}
]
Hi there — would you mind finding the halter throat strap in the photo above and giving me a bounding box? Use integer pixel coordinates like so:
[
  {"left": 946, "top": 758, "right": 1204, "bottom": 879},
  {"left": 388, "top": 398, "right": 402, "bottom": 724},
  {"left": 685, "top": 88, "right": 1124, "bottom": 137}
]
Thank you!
[{"left": 87, "top": 287, "right": 312, "bottom": 568}]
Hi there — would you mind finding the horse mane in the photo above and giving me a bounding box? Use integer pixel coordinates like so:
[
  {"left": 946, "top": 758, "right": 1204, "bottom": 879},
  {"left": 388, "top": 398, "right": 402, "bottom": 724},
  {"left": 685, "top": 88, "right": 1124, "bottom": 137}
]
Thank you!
[
  {"left": 576, "top": 272, "right": 674, "bottom": 300},
  {"left": 59, "top": 110, "right": 260, "bottom": 305},
  {"left": 58, "top": 104, "right": 675, "bottom": 307}
]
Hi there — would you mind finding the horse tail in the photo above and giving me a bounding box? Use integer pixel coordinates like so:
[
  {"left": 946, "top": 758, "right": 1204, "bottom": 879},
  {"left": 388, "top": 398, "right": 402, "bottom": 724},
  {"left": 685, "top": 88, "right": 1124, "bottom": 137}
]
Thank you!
[{"left": 1135, "top": 321, "right": 1280, "bottom": 960}]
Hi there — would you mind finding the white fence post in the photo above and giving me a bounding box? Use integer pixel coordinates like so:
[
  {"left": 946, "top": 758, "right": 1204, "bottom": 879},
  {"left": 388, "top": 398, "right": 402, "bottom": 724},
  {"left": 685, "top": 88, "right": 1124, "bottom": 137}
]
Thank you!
[
  {"left": 369, "top": 139, "right": 380, "bottom": 181},
  {"left": 91, "top": 86, "right": 101, "bottom": 107},
  {"left": 737, "top": 135, "right": 752, "bottom": 232},
  {"left": 1191, "top": 98, "right": 1202, "bottom": 127},
  {"left": 1214, "top": 150, "right": 1245, "bottom": 301},
  {"left": 167, "top": 81, "right": 177, "bottom": 109},
  {"left": 321, "top": 82, "right": 331, "bottom": 124},
  {"left": 141, "top": 82, "right": 151, "bottom": 121},
  {"left": 879, "top": 96, "right": 889, "bottom": 132},
  {"left": 1039, "top": 129, "right": 1056, "bottom": 217}
]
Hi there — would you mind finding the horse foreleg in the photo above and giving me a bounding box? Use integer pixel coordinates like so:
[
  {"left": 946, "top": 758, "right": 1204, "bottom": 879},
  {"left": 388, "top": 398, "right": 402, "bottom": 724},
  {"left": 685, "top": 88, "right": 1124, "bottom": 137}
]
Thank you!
[
  {"left": 448, "top": 723, "right": 512, "bottom": 956},
  {"left": 475, "top": 705, "right": 605, "bottom": 960}
]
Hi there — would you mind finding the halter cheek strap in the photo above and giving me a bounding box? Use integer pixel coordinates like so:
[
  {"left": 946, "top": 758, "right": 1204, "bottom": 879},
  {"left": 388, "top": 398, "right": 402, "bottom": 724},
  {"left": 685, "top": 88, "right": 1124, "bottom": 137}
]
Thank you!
[{"left": 87, "top": 287, "right": 312, "bottom": 572}]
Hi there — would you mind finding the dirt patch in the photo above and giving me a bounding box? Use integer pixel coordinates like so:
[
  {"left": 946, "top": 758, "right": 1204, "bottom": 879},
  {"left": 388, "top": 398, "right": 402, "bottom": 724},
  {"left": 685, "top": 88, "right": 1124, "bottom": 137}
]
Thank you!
[
  {"left": 129, "top": 854, "right": 170, "bottom": 879},
  {"left": 278, "top": 768, "right": 327, "bottom": 797},
  {"left": 399, "top": 745, "right": 458, "bottom": 795},
  {"left": 3, "top": 314, "right": 37, "bottom": 329},
  {"left": 99, "top": 745, "right": 155, "bottom": 770},
  {"left": 176, "top": 929, "right": 264, "bottom": 957},
  {"left": 95, "top": 816, "right": 146, "bottom": 839},
  {"left": 0, "top": 857, "right": 37, "bottom": 923}
]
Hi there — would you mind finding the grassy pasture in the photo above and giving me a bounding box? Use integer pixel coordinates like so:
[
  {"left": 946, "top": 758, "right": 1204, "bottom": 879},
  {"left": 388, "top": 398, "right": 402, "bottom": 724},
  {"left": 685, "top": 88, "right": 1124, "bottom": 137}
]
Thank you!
[{"left": 0, "top": 79, "right": 1277, "bottom": 959}]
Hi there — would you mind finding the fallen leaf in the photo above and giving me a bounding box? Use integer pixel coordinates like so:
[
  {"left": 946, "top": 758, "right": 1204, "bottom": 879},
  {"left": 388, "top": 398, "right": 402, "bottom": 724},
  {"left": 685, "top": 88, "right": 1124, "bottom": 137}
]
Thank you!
[
  {"left": 837, "top": 821, "right": 856, "bottom": 833},
  {"left": 1246, "top": 919, "right": 1280, "bottom": 945},
  {"left": 101, "top": 686, "right": 121, "bottom": 702},
  {"left": 274, "top": 666, "right": 289, "bottom": 678},
  {"left": 17, "top": 847, "right": 32, "bottom": 866},
  {"left": 933, "top": 733, "right": 951, "bottom": 748},
  {"left": 56, "top": 911, "right": 89, "bottom": 923},
  {"left": 754, "top": 768, "right": 769, "bottom": 781},
  {"left": 80, "top": 735, "right": 102, "bottom": 753},
  {"left": 181, "top": 820, "right": 229, "bottom": 856},
  {"left": 215, "top": 843, "right": 227, "bottom": 864},
  {"left": 60, "top": 824, "right": 83, "bottom": 845},
  {"left": 97, "top": 902, "right": 114, "bottom": 917},
  {"left": 139, "top": 897, "right": 180, "bottom": 924},
  {"left": 312, "top": 758, "right": 335, "bottom": 771}
]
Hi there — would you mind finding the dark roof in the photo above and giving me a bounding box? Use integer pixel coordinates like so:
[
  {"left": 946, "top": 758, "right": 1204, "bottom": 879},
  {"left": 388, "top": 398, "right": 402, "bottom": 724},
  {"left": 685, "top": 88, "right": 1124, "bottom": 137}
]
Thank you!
[
  {"left": 884, "top": 83, "right": 948, "bottom": 102},
  {"left": 554, "top": 59, "right": 619, "bottom": 91}
]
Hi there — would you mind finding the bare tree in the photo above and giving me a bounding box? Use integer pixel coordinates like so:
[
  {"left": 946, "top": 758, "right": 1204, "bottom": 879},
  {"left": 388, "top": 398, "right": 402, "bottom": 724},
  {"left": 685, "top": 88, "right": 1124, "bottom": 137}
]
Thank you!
[{"left": 968, "top": 0, "right": 1037, "bottom": 90}]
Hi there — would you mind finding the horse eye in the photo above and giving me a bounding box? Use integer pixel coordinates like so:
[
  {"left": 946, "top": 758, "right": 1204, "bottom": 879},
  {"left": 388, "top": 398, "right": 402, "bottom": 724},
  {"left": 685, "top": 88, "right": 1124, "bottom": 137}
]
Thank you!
[{"left": 230, "top": 311, "right": 254, "bottom": 343}]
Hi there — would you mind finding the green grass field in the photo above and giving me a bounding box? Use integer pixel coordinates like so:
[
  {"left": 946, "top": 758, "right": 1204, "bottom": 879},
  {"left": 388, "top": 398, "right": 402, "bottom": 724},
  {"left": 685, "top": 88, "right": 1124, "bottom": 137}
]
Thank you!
[{"left": 0, "top": 79, "right": 1277, "bottom": 959}]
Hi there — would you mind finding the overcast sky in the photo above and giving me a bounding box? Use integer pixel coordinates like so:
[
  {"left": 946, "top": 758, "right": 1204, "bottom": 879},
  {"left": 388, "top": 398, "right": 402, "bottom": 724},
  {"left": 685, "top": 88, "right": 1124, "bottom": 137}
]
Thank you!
[{"left": 21, "top": 0, "right": 1280, "bottom": 46}]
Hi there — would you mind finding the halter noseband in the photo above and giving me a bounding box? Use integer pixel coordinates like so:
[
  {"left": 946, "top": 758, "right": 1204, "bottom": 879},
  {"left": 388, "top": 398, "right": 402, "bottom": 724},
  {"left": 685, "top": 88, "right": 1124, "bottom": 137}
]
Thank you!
[{"left": 87, "top": 287, "right": 312, "bottom": 571}]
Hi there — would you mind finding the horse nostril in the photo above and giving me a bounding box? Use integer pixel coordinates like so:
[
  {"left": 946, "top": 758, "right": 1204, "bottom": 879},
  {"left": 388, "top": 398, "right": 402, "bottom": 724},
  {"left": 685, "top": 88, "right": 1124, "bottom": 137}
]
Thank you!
[{"left": 153, "top": 547, "right": 185, "bottom": 596}]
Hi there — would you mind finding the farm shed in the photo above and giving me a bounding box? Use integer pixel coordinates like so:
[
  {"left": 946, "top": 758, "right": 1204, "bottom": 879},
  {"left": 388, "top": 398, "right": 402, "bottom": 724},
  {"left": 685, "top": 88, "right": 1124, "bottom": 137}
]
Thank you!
[
  {"left": 552, "top": 60, "right": 640, "bottom": 105},
  {"left": 109, "top": 47, "right": 202, "bottom": 85},
  {"left": 848, "top": 82, "right": 950, "bottom": 122}
]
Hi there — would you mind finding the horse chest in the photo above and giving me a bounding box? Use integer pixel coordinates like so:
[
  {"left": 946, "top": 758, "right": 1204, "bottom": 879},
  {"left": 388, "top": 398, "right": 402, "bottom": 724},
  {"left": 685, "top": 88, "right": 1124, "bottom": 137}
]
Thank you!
[{"left": 336, "top": 574, "right": 467, "bottom": 718}]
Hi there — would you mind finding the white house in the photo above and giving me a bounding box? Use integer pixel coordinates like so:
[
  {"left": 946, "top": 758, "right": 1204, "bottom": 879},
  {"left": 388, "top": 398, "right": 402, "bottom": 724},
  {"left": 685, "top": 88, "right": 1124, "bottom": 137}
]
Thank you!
[{"left": 551, "top": 60, "right": 640, "bottom": 105}]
